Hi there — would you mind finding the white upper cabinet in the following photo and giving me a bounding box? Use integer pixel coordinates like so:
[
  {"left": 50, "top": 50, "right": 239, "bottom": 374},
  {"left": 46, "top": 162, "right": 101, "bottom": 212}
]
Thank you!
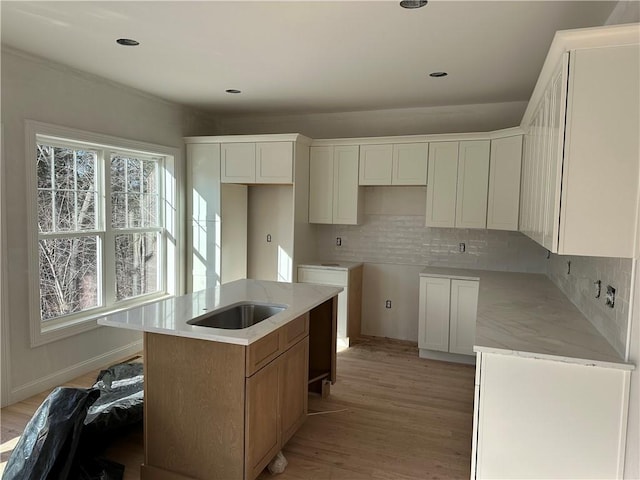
[
  {"left": 359, "top": 143, "right": 428, "bottom": 186},
  {"left": 392, "top": 143, "right": 428, "bottom": 185},
  {"left": 426, "top": 142, "right": 459, "bottom": 228},
  {"left": 487, "top": 135, "right": 522, "bottom": 231},
  {"left": 221, "top": 141, "right": 293, "bottom": 184},
  {"left": 221, "top": 143, "right": 255, "bottom": 183},
  {"left": 520, "top": 39, "right": 640, "bottom": 257},
  {"left": 309, "top": 145, "right": 362, "bottom": 225},
  {"left": 455, "top": 140, "right": 490, "bottom": 229},
  {"left": 359, "top": 144, "right": 393, "bottom": 185}
]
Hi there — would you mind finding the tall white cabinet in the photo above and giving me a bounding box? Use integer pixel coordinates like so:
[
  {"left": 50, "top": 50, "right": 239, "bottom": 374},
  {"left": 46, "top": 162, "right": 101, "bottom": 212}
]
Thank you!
[{"left": 519, "top": 42, "right": 640, "bottom": 257}]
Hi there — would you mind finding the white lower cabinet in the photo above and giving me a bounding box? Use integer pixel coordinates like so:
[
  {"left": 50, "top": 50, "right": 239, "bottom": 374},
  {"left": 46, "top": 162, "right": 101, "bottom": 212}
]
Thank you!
[
  {"left": 473, "top": 352, "right": 631, "bottom": 479},
  {"left": 418, "top": 275, "right": 478, "bottom": 359}
]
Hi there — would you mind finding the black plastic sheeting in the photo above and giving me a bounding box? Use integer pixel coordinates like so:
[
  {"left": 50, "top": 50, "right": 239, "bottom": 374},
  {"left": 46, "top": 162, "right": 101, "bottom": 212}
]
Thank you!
[{"left": 2, "top": 362, "right": 144, "bottom": 480}]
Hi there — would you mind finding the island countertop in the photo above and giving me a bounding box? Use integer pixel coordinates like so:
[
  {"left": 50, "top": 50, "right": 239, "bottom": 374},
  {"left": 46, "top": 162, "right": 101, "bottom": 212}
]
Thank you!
[
  {"left": 420, "top": 267, "right": 633, "bottom": 370},
  {"left": 97, "top": 279, "right": 342, "bottom": 346}
]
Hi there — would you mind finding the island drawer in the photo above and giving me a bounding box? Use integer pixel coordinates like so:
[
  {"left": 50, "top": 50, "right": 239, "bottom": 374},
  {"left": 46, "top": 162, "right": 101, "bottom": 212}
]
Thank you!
[{"left": 245, "top": 313, "right": 309, "bottom": 376}]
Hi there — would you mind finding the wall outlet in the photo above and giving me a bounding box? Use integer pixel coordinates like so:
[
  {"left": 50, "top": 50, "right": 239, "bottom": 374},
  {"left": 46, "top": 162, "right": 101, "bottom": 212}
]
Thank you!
[
  {"left": 606, "top": 285, "right": 616, "bottom": 308},
  {"left": 266, "top": 234, "right": 272, "bottom": 243},
  {"left": 567, "top": 261, "right": 571, "bottom": 275},
  {"left": 594, "top": 280, "right": 601, "bottom": 299},
  {"left": 336, "top": 237, "right": 342, "bottom": 247},
  {"left": 459, "top": 243, "right": 466, "bottom": 253},
  {"left": 385, "top": 300, "right": 392, "bottom": 309}
]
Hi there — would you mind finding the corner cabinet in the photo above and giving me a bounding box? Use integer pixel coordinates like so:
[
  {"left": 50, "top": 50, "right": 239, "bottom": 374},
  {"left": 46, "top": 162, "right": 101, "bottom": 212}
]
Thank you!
[
  {"left": 418, "top": 274, "right": 478, "bottom": 362},
  {"left": 425, "top": 140, "right": 490, "bottom": 229},
  {"left": 309, "top": 145, "right": 363, "bottom": 225},
  {"left": 520, "top": 42, "right": 640, "bottom": 257}
]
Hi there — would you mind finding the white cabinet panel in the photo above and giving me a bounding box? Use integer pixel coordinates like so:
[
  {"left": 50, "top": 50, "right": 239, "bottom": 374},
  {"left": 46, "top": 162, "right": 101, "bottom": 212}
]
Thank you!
[
  {"left": 449, "top": 280, "right": 478, "bottom": 356},
  {"left": 455, "top": 140, "right": 490, "bottom": 229},
  {"left": 392, "top": 143, "right": 428, "bottom": 185},
  {"left": 487, "top": 136, "right": 522, "bottom": 231},
  {"left": 333, "top": 146, "right": 361, "bottom": 225},
  {"left": 418, "top": 276, "right": 450, "bottom": 352},
  {"left": 359, "top": 144, "right": 393, "bottom": 185},
  {"left": 221, "top": 143, "right": 255, "bottom": 183},
  {"left": 475, "top": 354, "right": 630, "bottom": 479},
  {"left": 187, "top": 143, "right": 220, "bottom": 222},
  {"left": 425, "top": 142, "right": 458, "bottom": 228},
  {"left": 309, "top": 146, "right": 334, "bottom": 224},
  {"left": 255, "top": 142, "right": 293, "bottom": 184}
]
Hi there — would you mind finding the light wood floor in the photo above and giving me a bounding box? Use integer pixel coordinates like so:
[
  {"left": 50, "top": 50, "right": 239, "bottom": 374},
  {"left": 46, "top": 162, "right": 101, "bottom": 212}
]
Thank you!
[{"left": 1, "top": 337, "right": 475, "bottom": 479}]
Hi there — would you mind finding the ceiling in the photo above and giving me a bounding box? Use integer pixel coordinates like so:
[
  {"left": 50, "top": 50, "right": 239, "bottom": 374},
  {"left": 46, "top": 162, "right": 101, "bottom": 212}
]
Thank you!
[{"left": 1, "top": 1, "right": 619, "bottom": 116}]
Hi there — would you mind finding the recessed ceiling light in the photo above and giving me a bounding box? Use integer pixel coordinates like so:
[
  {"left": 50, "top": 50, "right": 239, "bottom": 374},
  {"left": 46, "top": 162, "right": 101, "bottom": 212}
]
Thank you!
[
  {"left": 400, "top": 1, "right": 428, "bottom": 9},
  {"left": 225, "top": 89, "right": 242, "bottom": 94},
  {"left": 116, "top": 38, "right": 139, "bottom": 46},
  {"left": 429, "top": 72, "right": 448, "bottom": 78}
]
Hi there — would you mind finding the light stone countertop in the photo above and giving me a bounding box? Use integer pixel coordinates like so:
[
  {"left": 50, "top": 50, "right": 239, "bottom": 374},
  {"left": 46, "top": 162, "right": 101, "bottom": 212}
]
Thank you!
[
  {"left": 97, "top": 279, "right": 342, "bottom": 346},
  {"left": 297, "top": 261, "right": 363, "bottom": 271},
  {"left": 420, "top": 267, "right": 633, "bottom": 370}
]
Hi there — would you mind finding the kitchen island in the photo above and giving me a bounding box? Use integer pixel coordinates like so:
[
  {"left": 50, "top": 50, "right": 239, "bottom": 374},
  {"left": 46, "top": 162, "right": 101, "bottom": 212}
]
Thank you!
[{"left": 98, "top": 279, "right": 341, "bottom": 480}]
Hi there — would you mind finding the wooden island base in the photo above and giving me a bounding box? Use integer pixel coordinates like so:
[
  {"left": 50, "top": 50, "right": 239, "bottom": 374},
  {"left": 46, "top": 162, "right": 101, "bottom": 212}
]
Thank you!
[{"left": 141, "top": 297, "right": 337, "bottom": 480}]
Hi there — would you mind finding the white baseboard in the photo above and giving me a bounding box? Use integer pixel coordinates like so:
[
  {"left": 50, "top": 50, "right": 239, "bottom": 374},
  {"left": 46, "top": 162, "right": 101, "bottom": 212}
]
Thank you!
[
  {"left": 8, "top": 340, "right": 143, "bottom": 405},
  {"left": 419, "top": 348, "right": 476, "bottom": 365}
]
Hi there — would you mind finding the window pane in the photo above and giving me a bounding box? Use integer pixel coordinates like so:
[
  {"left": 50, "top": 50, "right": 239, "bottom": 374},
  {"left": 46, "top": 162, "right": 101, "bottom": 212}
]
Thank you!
[
  {"left": 142, "top": 160, "right": 158, "bottom": 195},
  {"left": 37, "top": 190, "right": 53, "bottom": 232},
  {"left": 37, "top": 145, "right": 52, "bottom": 189},
  {"left": 76, "top": 150, "right": 97, "bottom": 191},
  {"left": 115, "top": 232, "right": 159, "bottom": 301},
  {"left": 54, "top": 190, "right": 76, "bottom": 231},
  {"left": 127, "top": 158, "right": 141, "bottom": 192},
  {"left": 142, "top": 194, "right": 159, "bottom": 227},
  {"left": 126, "top": 193, "right": 142, "bottom": 227},
  {"left": 77, "top": 190, "right": 97, "bottom": 230},
  {"left": 53, "top": 147, "right": 75, "bottom": 190},
  {"left": 111, "top": 193, "right": 127, "bottom": 228},
  {"left": 111, "top": 156, "right": 126, "bottom": 193},
  {"left": 39, "top": 236, "right": 99, "bottom": 321}
]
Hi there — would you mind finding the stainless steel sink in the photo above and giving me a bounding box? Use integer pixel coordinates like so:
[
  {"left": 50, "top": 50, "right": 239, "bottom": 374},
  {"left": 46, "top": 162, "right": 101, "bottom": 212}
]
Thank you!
[{"left": 188, "top": 302, "right": 286, "bottom": 329}]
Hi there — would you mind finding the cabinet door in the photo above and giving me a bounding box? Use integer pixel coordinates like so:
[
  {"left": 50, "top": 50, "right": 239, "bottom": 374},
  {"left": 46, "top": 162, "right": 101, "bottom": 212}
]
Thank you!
[
  {"left": 392, "top": 143, "right": 428, "bottom": 185},
  {"left": 359, "top": 144, "right": 393, "bottom": 185},
  {"left": 309, "top": 146, "right": 334, "bottom": 224},
  {"left": 245, "top": 360, "right": 281, "bottom": 480},
  {"left": 333, "top": 146, "right": 361, "bottom": 225},
  {"left": 425, "top": 142, "right": 458, "bottom": 228},
  {"left": 280, "top": 337, "right": 309, "bottom": 446},
  {"left": 221, "top": 143, "right": 256, "bottom": 183},
  {"left": 487, "top": 136, "right": 522, "bottom": 231},
  {"left": 449, "top": 279, "right": 479, "bottom": 356},
  {"left": 455, "top": 140, "right": 490, "bottom": 229},
  {"left": 256, "top": 142, "right": 293, "bottom": 184},
  {"left": 418, "top": 276, "right": 450, "bottom": 352}
]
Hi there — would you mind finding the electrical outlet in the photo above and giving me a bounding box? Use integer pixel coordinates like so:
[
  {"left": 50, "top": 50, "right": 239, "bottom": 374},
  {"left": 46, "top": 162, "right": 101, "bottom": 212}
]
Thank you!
[
  {"left": 594, "top": 280, "right": 601, "bottom": 299},
  {"left": 336, "top": 237, "right": 342, "bottom": 247},
  {"left": 606, "top": 286, "right": 616, "bottom": 308},
  {"left": 385, "top": 300, "right": 392, "bottom": 309},
  {"left": 266, "top": 234, "right": 271, "bottom": 243},
  {"left": 567, "top": 261, "right": 571, "bottom": 275},
  {"left": 459, "top": 243, "right": 465, "bottom": 253}
]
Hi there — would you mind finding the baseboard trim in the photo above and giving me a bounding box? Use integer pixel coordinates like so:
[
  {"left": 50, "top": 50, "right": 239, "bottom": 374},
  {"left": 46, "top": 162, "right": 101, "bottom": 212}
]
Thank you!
[
  {"left": 419, "top": 348, "right": 476, "bottom": 365},
  {"left": 9, "top": 340, "right": 143, "bottom": 405}
]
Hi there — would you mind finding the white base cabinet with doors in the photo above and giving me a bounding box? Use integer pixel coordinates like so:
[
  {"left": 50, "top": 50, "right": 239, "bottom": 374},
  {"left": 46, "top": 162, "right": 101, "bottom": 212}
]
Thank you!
[
  {"left": 309, "top": 145, "right": 363, "bottom": 225},
  {"left": 519, "top": 27, "right": 640, "bottom": 258},
  {"left": 418, "top": 271, "right": 479, "bottom": 364}
]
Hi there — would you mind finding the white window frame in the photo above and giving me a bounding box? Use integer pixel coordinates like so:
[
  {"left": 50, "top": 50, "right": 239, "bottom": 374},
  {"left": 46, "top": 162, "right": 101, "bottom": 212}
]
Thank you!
[{"left": 26, "top": 120, "right": 183, "bottom": 347}]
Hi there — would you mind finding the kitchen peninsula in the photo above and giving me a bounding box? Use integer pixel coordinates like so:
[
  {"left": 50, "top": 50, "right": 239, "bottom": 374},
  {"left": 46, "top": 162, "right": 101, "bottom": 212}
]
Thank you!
[{"left": 98, "top": 279, "right": 341, "bottom": 480}]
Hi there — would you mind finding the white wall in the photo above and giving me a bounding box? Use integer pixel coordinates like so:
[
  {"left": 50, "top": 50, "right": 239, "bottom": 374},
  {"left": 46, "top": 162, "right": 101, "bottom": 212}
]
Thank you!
[
  {"left": 0, "top": 48, "right": 216, "bottom": 406},
  {"left": 212, "top": 101, "right": 528, "bottom": 139}
]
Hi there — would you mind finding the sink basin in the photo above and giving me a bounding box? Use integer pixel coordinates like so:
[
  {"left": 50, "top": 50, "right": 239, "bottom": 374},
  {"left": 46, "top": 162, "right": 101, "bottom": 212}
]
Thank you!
[{"left": 188, "top": 302, "right": 286, "bottom": 329}]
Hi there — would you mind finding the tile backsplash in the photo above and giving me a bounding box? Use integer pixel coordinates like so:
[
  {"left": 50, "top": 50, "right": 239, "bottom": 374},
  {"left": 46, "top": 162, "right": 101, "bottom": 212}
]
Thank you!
[
  {"left": 315, "top": 186, "right": 548, "bottom": 273},
  {"left": 547, "top": 254, "right": 632, "bottom": 357}
]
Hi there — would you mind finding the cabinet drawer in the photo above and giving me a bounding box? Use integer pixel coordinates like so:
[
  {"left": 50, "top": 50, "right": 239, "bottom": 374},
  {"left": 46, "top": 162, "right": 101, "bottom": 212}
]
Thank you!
[
  {"left": 281, "top": 313, "right": 309, "bottom": 351},
  {"left": 246, "top": 330, "right": 281, "bottom": 376},
  {"left": 297, "top": 268, "right": 347, "bottom": 287}
]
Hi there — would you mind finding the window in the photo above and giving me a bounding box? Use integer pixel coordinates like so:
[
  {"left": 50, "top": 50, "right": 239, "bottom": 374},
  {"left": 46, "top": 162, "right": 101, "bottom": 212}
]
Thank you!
[{"left": 26, "top": 121, "right": 181, "bottom": 345}]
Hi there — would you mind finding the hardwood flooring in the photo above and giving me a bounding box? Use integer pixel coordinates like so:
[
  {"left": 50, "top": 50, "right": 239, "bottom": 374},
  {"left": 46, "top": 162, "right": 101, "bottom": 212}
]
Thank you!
[{"left": 1, "top": 336, "right": 475, "bottom": 479}]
